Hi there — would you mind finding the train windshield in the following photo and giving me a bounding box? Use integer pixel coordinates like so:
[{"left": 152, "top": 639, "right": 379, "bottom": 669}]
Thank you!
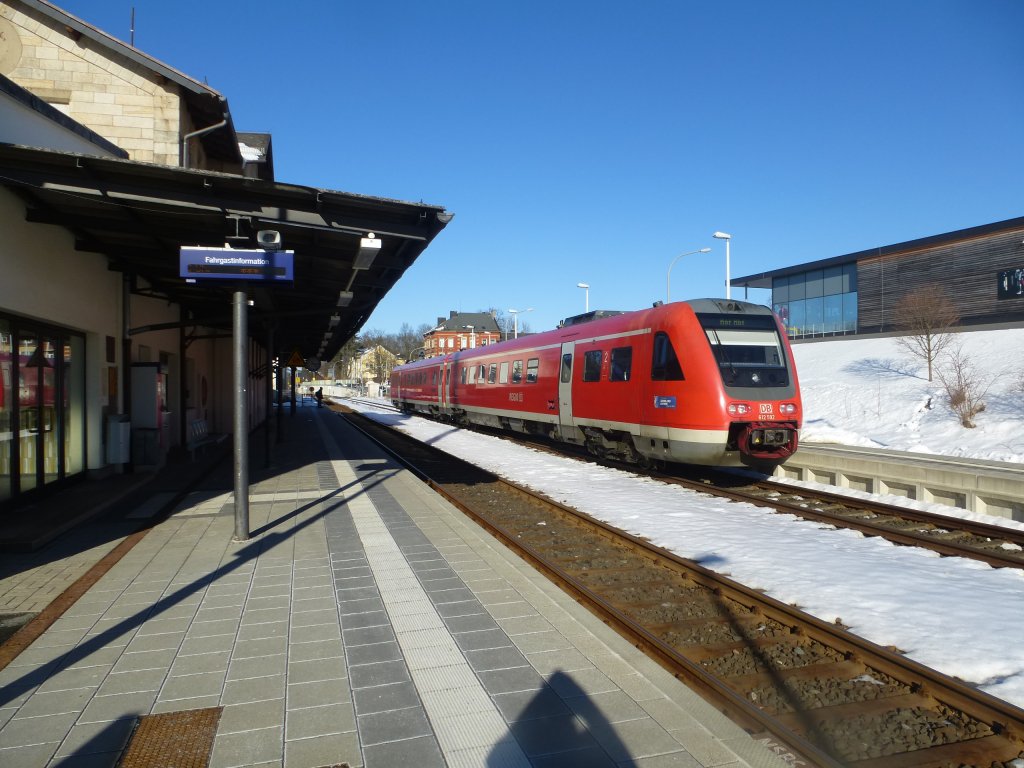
[{"left": 697, "top": 313, "right": 789, "bottom": 388}]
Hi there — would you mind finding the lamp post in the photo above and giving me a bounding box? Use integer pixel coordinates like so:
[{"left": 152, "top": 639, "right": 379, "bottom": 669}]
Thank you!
[
  {"left": 508, "top": 308, "right": 533, "bottom": 339},
  {"left": 666, "top": 247, "right": 711, "bottom": 302},
  {"left": 467, "top": 325, "right": 475, "bottom": 348},
  {"left": 712, "top": 231, "right": 731, "bottom": 299},
  {"left": 576, "top": 282, "right": 590, "bottom": 312}
]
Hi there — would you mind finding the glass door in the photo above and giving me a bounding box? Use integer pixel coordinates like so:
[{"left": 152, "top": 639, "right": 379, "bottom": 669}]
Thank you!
[
  {"left": 0, "top": 322, "right": 12, "bottom": 503},
  {"left": 17, "top": 331, "right": 42, "bottom": 493}
]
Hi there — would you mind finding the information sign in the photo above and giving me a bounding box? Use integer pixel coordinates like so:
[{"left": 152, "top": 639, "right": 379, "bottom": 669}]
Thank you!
[{"left": 180, "top": 247, "right": 294, "bottom": 283}]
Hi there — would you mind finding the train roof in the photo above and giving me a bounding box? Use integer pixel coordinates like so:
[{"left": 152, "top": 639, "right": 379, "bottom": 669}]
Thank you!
[{"left": 557, "top": 310, "right": 626, "bottom": 328}]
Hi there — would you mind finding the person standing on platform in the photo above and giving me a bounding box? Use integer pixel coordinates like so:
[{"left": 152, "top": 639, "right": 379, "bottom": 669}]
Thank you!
[{"left": 315, "top": 387, "right": 323, "bottom": 408}]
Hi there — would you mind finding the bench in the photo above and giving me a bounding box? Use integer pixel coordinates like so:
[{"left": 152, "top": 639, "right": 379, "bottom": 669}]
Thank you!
[{"left": 187, "top": 419, "right": 227, "bottom": 460}]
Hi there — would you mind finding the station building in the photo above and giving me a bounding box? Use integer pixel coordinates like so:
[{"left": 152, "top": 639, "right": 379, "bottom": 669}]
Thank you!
[
  {"left": 733, "top": 216, "right": 1024, "bottom": 339},
  {"left": 0, "top": 1, "right": 449, "bottom": 515}
]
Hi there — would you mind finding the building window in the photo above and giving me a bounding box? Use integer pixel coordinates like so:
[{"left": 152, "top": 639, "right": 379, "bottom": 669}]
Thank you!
[{"left": 773, "top": 263, "right": 858, "bottom": 338}]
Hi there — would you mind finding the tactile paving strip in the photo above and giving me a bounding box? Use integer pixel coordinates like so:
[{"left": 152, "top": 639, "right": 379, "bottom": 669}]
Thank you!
[{"left": 118, "top": 707, "right": 222, "bottom": 768}]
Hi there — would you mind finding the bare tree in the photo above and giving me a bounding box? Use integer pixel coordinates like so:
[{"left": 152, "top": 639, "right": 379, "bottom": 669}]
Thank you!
[
  {"left": 893, "top": 285, "right": 960, "bottom": 381},
  {"left": 394, "top": 322, "right": 431, "bottom": 361},
  {"left": 936, "top": 345, "right": 991, "bottom": 428}
]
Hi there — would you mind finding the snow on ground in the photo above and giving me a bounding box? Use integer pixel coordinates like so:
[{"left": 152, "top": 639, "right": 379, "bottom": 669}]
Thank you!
[
  {"left": 339, "top": 326, "right": 1024, "bottom": 709},
  {"left": 793, "top": 327, "right": 1024, "bottom": 463}
]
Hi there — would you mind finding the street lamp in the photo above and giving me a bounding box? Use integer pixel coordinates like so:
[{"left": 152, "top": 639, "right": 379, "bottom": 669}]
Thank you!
[
  {"left": 666, "top": 247, "right": 711, "bottom": 302},
  {"left": 712, "top": 231, "right": 731, "bottom": 299},
  {"left": 576, "top": 282, "right": 590, "bottom": 312},
  {"left": 466, "top": 325, "right": 475, "bottom": 348},
  {"left": 508, "top": 308, "right": 533, "bottom": 339}
]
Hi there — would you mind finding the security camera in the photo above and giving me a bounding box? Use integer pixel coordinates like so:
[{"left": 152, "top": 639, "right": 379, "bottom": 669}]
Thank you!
[{"left": 256, "top": 230, "right": 281, "bottom": 250}]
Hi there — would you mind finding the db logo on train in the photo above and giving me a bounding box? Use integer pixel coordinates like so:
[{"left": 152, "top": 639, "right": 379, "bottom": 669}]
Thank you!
[{"left": 759, "top": 403, "right": 773, "bottom": 415}]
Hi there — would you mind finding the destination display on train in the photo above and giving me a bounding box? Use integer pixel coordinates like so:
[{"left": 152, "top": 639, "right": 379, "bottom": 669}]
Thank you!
[{"left": 179, "top": 247, "right": 294, "bottom": 283}]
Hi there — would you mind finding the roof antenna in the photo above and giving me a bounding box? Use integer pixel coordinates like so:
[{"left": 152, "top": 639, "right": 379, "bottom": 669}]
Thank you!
[{"left": 130, "top": 7, "right": 135, "bottom": 47}]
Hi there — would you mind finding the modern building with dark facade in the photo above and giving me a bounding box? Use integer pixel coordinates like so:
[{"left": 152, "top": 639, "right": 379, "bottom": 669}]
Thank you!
[{"left": 733, "top": 216, "right": 1024, "bottom": 339}]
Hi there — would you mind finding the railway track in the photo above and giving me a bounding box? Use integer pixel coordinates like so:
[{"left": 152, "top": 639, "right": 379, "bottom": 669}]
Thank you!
[
  {"left": 337, "top": 405, "right": 1024, "bottom": 768},
  {"left": 338, "top": 397, "right": 1024, "bottom": 570}
]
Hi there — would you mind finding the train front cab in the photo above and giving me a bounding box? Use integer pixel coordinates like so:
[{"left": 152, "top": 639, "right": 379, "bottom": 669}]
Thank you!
[{"left": 633, "top": 300, "right": 800, "bottom": 471}]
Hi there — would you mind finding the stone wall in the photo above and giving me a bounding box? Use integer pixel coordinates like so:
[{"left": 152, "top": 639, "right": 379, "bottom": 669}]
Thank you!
[{"left": 1, "top": 3, "right": 181, "bottom": 165}]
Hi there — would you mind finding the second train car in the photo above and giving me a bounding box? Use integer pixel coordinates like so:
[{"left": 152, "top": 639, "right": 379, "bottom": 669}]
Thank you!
[{"left": 389, "top": 299, "right": 801, "bottom": 471}]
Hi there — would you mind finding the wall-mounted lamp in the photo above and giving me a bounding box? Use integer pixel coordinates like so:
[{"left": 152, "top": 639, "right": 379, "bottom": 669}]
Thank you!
[
  {"left": 353, "top": 233, "right": 381, "bottom": 270},
  {"left": 337, "top": 291, "right": 354, "bottom": 307}
]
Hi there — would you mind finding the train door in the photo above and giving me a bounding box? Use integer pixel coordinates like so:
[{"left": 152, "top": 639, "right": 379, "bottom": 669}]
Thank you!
[
  {"left": 558, "top": 341, "right": 575, "bottom": 432},
  {"left": 436, "top": 361, "right": 445, "bottom": 411},
  {"left": 440, "top": 359, "right": 450, "bottom": 413}
]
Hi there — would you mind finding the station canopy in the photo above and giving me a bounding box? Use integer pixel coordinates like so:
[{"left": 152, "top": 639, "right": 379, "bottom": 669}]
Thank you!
[{"left": 0, "top": 143, "right": 451, "bottom": 365}]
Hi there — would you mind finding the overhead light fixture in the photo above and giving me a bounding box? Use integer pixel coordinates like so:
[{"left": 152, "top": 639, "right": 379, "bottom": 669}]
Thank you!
[
  {"left": 337, "top": 291, "right": 354, "bottom": 307},
  {"left": 353, "top": 233, "right": 381, "bottom": 270},
  {"left": 329, "top": 314, "right": 340, "bottom": 327},
  {"left": 324, "top": 331, "right": 333, "bottom": 340}
]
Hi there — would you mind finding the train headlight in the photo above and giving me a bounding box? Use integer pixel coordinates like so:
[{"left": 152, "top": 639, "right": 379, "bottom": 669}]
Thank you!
[
  {"left": 779, "top": 403, "right": 797, "bottom": 414},
  {"left": 727, "top": 402, "right": 751, "bottom": 416}
]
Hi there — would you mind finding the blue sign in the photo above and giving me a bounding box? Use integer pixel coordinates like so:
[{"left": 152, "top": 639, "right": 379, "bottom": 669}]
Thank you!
[
  {"left": 654, "top": 395, "right": 677, "bottom": 409},
  {"left": 180, "top": 247, "right": 294, "bottom": 283}
]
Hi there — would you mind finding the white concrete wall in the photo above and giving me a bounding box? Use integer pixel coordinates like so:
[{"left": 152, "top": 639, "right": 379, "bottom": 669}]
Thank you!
[{"left": 0, "top": 186, "right": 121, "bottom": 470}]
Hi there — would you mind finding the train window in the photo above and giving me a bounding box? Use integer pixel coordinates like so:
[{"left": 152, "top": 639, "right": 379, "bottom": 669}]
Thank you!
[
  {"left": 479, "top": 364, "right": 486, "bottom": 381},
  {"left": 499, "top": 362, "right": 510, "bottom": 384},
  {"left": 583, "top": 350, "right": 602, "bottom": 382},
  {"left": 560, "top": 354, "right": 572, "bottom": 383},
  {"left": 609, "top": 346, "right": 632, "bottom": 381},
  {"left": 526, "top": 358, "right": 539, "bottom": 383},
  {"left": 651, "top": 332, "right": 684, "bottom": 380},
  {"left": 487, "top": 363, "right": 497, "bottom": 383},
  {"left": 511, "top": 360, "right": 523, "bottom": 384},
  {"left": 432, "top": 370, "right": 437, "bottom": 385},
  {"left": 461, "top": 367, "right": 467, "bottom": 385}
]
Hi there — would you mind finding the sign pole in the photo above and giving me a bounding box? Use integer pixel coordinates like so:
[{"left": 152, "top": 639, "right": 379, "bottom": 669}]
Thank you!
[{"left": 233, "top": 288, "right": 250, "bottom": 541}]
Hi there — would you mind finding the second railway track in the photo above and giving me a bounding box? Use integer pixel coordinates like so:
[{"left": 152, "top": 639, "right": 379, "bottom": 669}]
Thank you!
[
  {"left": 343, "top": 396, "right": 1024, "bottom": 570},
  {"left": 337, "top": 404, "right": 1024, "bottom": 768}
]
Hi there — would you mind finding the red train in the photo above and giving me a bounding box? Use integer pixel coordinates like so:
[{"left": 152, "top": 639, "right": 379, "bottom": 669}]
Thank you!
[{"left": 389, "top": 299, "right": 801, "bottom": 471}]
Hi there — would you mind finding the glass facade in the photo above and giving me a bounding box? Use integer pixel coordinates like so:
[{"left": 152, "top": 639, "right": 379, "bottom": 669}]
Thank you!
[
  {"left": 772, "top": 263, "right": 858, "bottom": 338},
  {"left": 0, "top": 314, "right": 86, "bottom": 508}
]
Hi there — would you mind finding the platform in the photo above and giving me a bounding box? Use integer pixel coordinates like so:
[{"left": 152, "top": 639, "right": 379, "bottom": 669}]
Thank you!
[{"left": 0, "top": 403, "right": 790, "bottom": 767}]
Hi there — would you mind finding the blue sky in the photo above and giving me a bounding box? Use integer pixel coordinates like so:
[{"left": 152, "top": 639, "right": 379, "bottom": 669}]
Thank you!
[{"left": 62, "top": 1, "right": 1024, "bottom": 336}]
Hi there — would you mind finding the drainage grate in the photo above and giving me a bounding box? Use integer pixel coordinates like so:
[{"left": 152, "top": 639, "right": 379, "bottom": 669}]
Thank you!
[{"left": 118, "top": 707, "right": 222, "bottom": 768}]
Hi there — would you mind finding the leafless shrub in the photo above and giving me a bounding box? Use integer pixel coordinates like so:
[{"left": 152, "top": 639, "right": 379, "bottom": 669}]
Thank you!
[
  {"left": 892, "top": 285, "right": 960, "bottom": 382},
  {"left": 936, "top": 346, "right": 991, "bottom": 428}
]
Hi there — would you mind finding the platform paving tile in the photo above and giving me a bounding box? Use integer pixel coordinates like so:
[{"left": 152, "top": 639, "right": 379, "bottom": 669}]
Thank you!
[
  {"left": 284, "top": 731, "right": 359, "bottom": 768},
  {"left": 208, "top": 724, "right": 283, "bottom": 768},
  {"left": 51, "top": 717, "right": 135, "bottom": 760},
  {"left": 362, "top": 733, "right": 445, "bottom": 768},
  {"left": 0, "top": 741, "right": 58, "bottom": 768},
  {"left": 284, "top": 700, "right": 354, "bottom": 741},
  {"left": 0, "top": 710, "right": 78, "bottom": 749},
  {"left": 236, "top": 620, "right": 288, "bottom": 642},
  {"left": 216, "top": 698, "right": 285, "bottom": 735}
]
